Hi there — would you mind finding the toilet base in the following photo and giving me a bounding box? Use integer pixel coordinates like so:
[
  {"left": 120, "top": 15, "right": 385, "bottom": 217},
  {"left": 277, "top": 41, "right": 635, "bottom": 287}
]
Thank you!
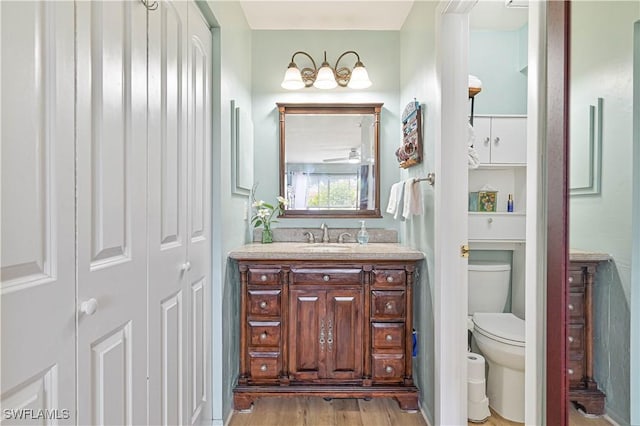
[{"left": 486, "top": 360, "right": 524, "bottom": 423}]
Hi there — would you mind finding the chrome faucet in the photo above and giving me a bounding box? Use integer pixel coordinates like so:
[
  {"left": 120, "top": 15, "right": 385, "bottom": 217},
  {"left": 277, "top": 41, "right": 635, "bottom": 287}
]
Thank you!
[
  {"left": 320, "top": 223, "right": 330, "bottom": 243},
  {"left": 338, "top": 232, "right": 352, "bottom": 244}
]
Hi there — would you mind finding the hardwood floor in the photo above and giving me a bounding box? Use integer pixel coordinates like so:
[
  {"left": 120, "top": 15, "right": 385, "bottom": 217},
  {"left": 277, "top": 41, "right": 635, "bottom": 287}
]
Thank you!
[
  {"left": 228, "top": 397, "right": 428, "bottom": 426},
  {"left": 228, "top": 396, "right": 614, "bottom": 426}
]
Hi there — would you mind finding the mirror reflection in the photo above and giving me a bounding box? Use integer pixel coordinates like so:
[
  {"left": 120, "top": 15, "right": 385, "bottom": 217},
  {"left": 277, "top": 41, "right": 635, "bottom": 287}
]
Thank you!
[{"left": 278, "top": 103, "right": 382, "bottom": 218}]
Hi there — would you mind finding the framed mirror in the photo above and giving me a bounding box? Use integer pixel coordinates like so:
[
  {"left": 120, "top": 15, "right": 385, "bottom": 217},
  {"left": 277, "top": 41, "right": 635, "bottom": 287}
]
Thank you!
[{"left": 277, "top": 103, "right": 382, "bottom": 218}]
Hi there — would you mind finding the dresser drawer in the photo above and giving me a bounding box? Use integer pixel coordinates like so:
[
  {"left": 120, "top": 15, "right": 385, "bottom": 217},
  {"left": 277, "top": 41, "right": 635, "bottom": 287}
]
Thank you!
[
  {"left": 372, "top": 353, "right": 404, "bottom": 381},
  {"left": 468, "top": 213, "right": 525, "bottom": 241},
  {"left": 290, "top": 268, "right": 362, "bottom": 286},
  {"left": 248, "top": 289, "right": 281, "bottom": 317},
  {"left": 568, "top": 269, "right": 584, "bottom": 288},
  {"left": 248, "top": 321, "right": 281, "bottom": 347},
  {"left": 248, "top": 268, "right": 281, "bottom": 285},
  {"left": 371, "top": 291, "right": 406, "bottom": 319},
  {"left": 568, "top": 292, "right": 585, "bottom": 322},
  {"left": 568, "top": 324, "right": 585, "bottom": 354},
  {"left": 249, "top": 352, "right": 280, "bottom": 379},
  {"left": 372, "top": 269, "right": 406, "bottom": 287},
  {"left": 567, "top": 358, "right": 585, "bottom": 385},
  {"left": 372, "top": 322, "right": 405, "bottom": 349}
]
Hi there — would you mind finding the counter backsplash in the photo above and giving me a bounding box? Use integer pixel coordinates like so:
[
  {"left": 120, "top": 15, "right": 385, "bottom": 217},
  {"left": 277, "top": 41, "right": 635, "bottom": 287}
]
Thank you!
[{"left": 251, "top": 227, "right": 398, "bottom": 244}]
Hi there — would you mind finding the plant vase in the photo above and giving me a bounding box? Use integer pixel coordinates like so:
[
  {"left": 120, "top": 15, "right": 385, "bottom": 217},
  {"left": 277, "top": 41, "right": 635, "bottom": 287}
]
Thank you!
[{"left": 261, "top": 228, "right": 273, "bottom": 244}]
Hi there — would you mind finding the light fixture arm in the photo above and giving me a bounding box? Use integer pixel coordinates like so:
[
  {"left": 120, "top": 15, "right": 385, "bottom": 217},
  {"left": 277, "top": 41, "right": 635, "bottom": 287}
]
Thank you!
[
  {"left": 290, "top": 51, "right": 318, "bottom": 87},
  {"left": 334, "top": 50, "right": 361, "bottom": 87}
]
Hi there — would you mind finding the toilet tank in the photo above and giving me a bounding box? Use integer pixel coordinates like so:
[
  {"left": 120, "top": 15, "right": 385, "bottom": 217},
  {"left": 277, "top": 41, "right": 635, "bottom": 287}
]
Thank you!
[{"left": 468, "top": 261, "right": 511, "bottom": 315}]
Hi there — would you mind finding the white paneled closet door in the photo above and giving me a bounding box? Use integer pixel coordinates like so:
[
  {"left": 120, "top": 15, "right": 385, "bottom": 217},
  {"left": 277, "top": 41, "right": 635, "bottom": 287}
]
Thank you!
[
  {"left": 186, "top": 5, "right": 212, "bottom": 424},
  {"left": 147, "top": 1, "right": 189, "bottom": 425},
  {"left": 0, "top": 1, "right": 77, "bottom": 422},
  {"left": 75, "top": 2, "right": 149, "bottom": 425}
]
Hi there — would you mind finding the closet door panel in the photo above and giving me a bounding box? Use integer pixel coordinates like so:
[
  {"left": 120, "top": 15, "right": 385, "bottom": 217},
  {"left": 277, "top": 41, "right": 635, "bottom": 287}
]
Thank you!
[
  {"left": 0, "top": 1, "right": 76, "bottom": 421},
  {"left": 76, "top": 2, "right": 148, "bottom": 424},
  {"left": 148, "top": 1, "right": 189, "bottom": 425},
  {"left": 186, "top": 4, "right": 212, "bottom": 424}
]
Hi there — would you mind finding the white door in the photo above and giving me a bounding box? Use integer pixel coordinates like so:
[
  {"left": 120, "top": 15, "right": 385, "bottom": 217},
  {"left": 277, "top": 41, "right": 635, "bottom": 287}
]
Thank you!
[
  {"left": 75, "top": 2, "right": 149, "bottom": 425},
  {"left": 147, "top": 1, "right": 189, "bottom": 425},
  {"left": 185, "top": 5, "right": 212, "bottom": 424},
  {"left": 0, "top": 1, "right": 76, "bottom": 422}
]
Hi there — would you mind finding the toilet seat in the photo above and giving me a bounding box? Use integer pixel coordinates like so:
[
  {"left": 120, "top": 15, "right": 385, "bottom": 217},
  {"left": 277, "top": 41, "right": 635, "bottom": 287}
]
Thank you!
[{"left": 473, "top": 313, "right": 524, "bottom": 347}]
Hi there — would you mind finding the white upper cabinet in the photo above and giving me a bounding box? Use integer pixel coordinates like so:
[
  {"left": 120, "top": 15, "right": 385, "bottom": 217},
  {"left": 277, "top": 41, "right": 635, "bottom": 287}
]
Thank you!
[{"left": 473, "top": 116, "right": 527, "bottom": 164}]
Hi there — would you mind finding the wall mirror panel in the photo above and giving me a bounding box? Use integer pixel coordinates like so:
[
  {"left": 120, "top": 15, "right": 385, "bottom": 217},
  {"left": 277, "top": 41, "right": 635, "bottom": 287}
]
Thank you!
[{"left": 278, "top": 103, "right": 382, "bottom": 218}]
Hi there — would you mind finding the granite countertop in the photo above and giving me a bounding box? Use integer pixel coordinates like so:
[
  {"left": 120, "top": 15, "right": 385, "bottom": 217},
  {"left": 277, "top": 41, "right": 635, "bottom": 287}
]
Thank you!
[
  {"left": 228, "top": 242, "right": 425, "bottom": 261},
  {"left": 569, "top": 248, "right": 611, "bottom": 262}
]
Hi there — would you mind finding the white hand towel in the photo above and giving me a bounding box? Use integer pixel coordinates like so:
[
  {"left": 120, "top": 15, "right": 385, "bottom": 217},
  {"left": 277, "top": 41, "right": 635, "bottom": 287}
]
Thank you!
[
  {"left": 403, "top": 178, "right": 423, "bottom": 220},
  {"left": 386, "top": 182, "right": 401, "bottom": 215}
]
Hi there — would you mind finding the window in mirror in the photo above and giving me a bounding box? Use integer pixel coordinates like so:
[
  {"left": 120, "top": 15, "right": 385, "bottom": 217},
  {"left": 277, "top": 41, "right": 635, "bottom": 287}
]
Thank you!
[{"left": 278, "top": 103, "right": 382, "bottom": 218}]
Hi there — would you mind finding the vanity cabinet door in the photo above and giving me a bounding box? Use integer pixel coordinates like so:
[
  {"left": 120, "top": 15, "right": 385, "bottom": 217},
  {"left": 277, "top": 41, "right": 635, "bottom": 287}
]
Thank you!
[
  {"left": 324, "top": 290, "right": 363, "bottom": 380},
  {"left": 288, "top": 290, "right": 324, "bottom": 381}
]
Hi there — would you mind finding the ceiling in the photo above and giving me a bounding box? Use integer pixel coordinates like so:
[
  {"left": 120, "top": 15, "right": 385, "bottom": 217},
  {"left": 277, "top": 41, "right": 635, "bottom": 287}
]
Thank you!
[{"left": 239, "top": 0, "right": 528, "bottom": 31}]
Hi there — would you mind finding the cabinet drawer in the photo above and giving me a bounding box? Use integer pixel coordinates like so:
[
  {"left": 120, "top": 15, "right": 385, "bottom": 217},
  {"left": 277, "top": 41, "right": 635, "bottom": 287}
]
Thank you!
[
  {"left": 568, "top": 324, "right": 585, "bottom": 354},
  {"left": 468, "top": 213, "right": 525, "bottom": 241},
  {"left": 567, "top": 358, "right": 585, "bottom": 385},
  {"left": 291, "top": 268, "right": 362, "bottom": 286},
  {"left": 371, "top": 291, "right": 406, "bottom": 320},
  {"left": 372, "top": 353, "right": 404, "bottom": 381},
  {"left": 372, "top": 323, "right": 404, "bottom": 349},
  {"left": 249, "top": 352, "right": 280, "bottom": 379},
  {"left": 248, "top": 289, "right": 281, "bottom": 317},
  {"left": 372, "top": 269, "right": 406, "bottom": 287},
  {"left": 248, "top": 321, "right": 281, "bottom": 347},
  {"left": 248, "top": 268, "right": 281, "bottom": 285},
  {"left": 568, "top": 292, "right": 585, "bottom": 321},
  {"left": 568, "top": 269, "right": 584, "bottom": 288}
]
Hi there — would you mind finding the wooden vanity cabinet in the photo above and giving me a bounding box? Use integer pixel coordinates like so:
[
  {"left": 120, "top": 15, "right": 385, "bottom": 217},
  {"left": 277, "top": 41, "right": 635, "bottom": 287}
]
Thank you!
[
  {"left": 568, "top": 260, "right": 605, "bottom": 414},
  {"left": 234, "top": 260, "right": 419, "bottom": 411}
]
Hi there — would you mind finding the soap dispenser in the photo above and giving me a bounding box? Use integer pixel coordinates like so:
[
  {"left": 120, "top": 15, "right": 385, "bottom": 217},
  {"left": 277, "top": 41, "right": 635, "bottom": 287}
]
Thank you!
[{"left": 357, "top": 220, "right": 369, "bottom": 245}]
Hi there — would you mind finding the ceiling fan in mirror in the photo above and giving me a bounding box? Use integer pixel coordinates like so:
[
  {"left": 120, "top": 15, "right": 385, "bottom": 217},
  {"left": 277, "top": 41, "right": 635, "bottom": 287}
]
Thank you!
[{"left": 323, "top": 148, "right": 361, "bottom": 163}]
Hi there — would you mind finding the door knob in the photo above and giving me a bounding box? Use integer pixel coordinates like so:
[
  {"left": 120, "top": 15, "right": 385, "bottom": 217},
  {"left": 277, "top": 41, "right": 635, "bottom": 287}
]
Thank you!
[
  {"left": 80, "top": 298, "right": 98, "bottom": 315},
  {"left": 181, "top": 261, "right": 192, "bottom": 271}
]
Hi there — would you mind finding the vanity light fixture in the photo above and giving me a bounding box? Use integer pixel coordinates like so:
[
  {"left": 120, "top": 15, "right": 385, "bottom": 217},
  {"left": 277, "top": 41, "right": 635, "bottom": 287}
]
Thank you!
[{"left": 281, "top": 50, "right": 372, "bottom": 90}]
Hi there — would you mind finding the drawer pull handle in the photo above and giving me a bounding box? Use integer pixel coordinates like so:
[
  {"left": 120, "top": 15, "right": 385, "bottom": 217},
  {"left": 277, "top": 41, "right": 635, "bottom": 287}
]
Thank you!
[
  {"left": 569, "top": 276, "right": 574, "bottom": 283},
  {"left": 568, "top": 336, "right": 574, "bottom": 343},
  {"left": 568, "top": 304, "right": 574, "bottom": 311},
  {"left": 323, "top": 275, "right": 330, "bottom": 282},
  {"left": 260, "top": 275, "right": 267, "bottom": 282},
  {"left": 385, "top": 366, "right": 393, "bottom": 374},
  {"left": 568, "top": 368, "right": 574, "bottom": 375},
  {"left": 259, "top": 301, "right": 268, "bottom": 309},
  {"left": 488, "top": 218, "right": 493, "bottom": 224},
  {"left": 260, "top": 364, "right": 268, "bottom": 372},
  {"left": 385, "top": 302, "right": 393, "bottom": 311},
  {"left": 385, "top": 334, "right": 393, "bottom": 342},
  {"left": 260, "top": 332, "right": 268, "bottom": 340},
  {"left": 386, "top": 276, "right": 394, "bottom": 283}
]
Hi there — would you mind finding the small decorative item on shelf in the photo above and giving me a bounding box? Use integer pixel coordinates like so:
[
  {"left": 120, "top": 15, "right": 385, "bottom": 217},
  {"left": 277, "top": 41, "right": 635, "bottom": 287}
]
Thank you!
[
  {"left": 251, "top": 196, "right": 287, "bottom": 244},
  {"left": 396, "top": 99, "right": 423, "bottom": 169}
]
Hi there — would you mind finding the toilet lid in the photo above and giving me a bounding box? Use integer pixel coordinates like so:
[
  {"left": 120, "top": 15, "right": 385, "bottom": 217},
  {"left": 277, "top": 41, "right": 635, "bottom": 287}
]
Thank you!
[{"left": 473, "top": 313, "right": 525, "bottom": 347}]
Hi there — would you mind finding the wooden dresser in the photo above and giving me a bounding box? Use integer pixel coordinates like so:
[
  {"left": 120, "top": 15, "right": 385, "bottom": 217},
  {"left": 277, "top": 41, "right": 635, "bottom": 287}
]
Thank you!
[
  {"left": 568, "top": 250, "right": 609, "bottom": 414},
  {"left": 229, "top": 243, "right": 423, "bottom": 411}
]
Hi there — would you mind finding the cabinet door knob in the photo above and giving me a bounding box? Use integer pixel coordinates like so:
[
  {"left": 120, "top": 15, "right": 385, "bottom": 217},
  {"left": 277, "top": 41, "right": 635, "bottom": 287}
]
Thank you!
[
  {"left": 494, "top": 137, "right": 500, "bottom": 144},
  {"left": 260, "top": 274, "right": 267, "bottom": 282},
  {"left": 259, "top": 301, "right": 268, "bottom": 309},
  {"left": 80, "top": 298, "right": 98, "bottom": 315},
  {"left": 260, "top": 332, "right": 268, "bottom": 340},
  {"left": 484, "top": 137, "right": 490, "bottom": 145},
  {"left": 386, "top": 276, "right": 394, "bottom": 283},
  {"left": 568, "top": 336, "right": 574, "bottom": 343},
  {"left": 568, "top": 304, "right": 574, "bottom": 311},
  {"left": 260, "top": 364, "right": 268, "bottom": 372},
  {"left": 385, "top": 366, "right": 393, "bottom": 373},
  {"left": 323, "top": 275, "right": 330, "bottom": 282},
  {"left": 487, "top": 217, "right": 493, "bottom": 224},
  {"left": 181, "top": 261, "right": 192, "bottom": 271},
  {"left": 385, "top": 334, "right": 393, "bottom": 342},
  {"left": 568, "top": 368, "right": 574, "bottom": 375}
]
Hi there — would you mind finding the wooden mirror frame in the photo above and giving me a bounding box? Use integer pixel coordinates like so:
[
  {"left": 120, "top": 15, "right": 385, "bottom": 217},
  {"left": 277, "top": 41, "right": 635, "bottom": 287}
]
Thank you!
[{"left": 277, "top": 103, "right": 383, "bottom": 218}]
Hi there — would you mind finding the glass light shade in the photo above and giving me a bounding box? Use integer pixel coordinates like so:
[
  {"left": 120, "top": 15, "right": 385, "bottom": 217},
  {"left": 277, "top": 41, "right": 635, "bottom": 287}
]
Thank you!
[
  {"left": 313, "top": 64, "right": 338, "bottom": 89},
  {"left": 347, "top": 63, "right": 372, "bottom": 89},
  {"left": 281, "top": 65, "right": 305, "bottom": 90}
]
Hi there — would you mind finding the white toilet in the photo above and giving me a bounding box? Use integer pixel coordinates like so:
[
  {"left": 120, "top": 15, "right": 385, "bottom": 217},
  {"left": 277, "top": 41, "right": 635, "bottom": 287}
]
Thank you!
[{"left": 468, "top": 261, "right": 525, "bottom": 423}]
